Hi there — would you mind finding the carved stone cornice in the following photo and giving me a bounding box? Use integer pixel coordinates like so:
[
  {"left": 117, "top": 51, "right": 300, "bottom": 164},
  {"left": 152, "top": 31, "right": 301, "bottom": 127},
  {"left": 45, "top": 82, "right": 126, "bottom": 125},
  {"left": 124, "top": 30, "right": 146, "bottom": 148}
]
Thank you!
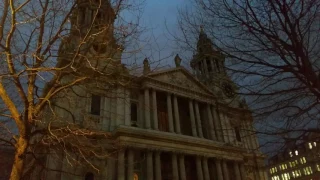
[
  {"left": 113, "top": 126, "right": 246, "bottom": 161},
  {"left": 142, "top": 78, "right": 215, "bottom": 104}
]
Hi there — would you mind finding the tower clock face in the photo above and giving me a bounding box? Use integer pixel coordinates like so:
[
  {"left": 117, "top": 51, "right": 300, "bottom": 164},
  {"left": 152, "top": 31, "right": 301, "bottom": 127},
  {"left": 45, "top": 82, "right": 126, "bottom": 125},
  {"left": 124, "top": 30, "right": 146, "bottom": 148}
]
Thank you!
[{"left": 222, "top": 82, "right": 235, "bottom": 98}]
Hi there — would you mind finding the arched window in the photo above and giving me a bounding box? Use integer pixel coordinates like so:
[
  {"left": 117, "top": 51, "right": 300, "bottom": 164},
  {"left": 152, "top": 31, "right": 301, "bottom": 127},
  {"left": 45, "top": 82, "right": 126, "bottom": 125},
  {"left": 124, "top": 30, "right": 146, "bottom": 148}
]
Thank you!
[
  {"left": 133, "top": 173, "right": 139, "bottom": 180},
  {"left": 234, "top": 127, "right": 241, "bottom": 142},
  {"left": 85, "top": 172, "right": 94, "bottom": 180},
  {"left": 215, "top": 60, "right": 220, "bottom": 73}
]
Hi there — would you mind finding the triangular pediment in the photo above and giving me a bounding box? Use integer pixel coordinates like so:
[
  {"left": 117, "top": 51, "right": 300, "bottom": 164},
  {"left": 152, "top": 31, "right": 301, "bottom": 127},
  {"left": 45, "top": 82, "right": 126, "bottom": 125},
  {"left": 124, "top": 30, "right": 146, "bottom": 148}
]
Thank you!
[{"left": 147, "top": 67, "right": 213, "bottom": 95}]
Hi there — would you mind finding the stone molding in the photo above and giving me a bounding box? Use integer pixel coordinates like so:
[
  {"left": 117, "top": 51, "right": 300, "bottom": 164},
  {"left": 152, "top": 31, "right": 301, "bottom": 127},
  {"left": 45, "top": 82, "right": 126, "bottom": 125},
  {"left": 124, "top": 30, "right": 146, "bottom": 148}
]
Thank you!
[{"left": 113, "top": 126, "right": 246, "bottom": 161}]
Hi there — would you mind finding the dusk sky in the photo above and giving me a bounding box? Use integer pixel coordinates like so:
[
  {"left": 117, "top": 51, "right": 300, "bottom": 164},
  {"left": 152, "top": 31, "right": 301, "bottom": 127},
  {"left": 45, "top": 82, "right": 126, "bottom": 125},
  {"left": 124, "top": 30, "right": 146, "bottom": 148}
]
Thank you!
[{"left": 127, "top": 0, "right": 189, "bottom": 68}]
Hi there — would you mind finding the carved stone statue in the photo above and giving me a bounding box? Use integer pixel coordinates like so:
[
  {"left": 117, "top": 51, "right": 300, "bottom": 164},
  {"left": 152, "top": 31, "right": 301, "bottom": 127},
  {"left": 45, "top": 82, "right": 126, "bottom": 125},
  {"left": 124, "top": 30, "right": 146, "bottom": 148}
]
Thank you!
[
  {"left": 143, "top": 58, "right": 150, "bottom": 75},
  {"left": 174, "top": 54, "right": 182, "bottom": 67}
]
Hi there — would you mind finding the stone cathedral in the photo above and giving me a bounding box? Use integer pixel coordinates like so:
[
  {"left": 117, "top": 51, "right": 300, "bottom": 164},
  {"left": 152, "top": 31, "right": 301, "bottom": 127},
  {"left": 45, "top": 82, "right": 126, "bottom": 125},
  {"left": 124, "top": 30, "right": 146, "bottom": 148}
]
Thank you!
[{"left": 41, "top": 0, "right": 267, "bottom": 180}]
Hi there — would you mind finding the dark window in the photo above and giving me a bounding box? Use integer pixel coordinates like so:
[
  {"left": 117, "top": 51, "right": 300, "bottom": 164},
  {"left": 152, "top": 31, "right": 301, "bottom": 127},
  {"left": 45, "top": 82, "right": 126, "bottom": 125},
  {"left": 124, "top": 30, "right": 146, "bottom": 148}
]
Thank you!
[
  {"left": 85, "top": 172, "right": 94, "bottom": 180},
  {"left": 206, "top": 58, "right": 212, "bottom": 72},
  {"left": 131, "top": 103, "right": 137, "bottom": 126},
  {"left": 91, "top": 95, "right": 101, "bottom": 115},
  {"left": 235, "top": 127, "right": 241, "bottom": 142},
  {"left": 215, "top": 60, "right": 220, "bottom": 73},
  {"left": 78, "top": 7, "right": 86, "bottom": 24}
]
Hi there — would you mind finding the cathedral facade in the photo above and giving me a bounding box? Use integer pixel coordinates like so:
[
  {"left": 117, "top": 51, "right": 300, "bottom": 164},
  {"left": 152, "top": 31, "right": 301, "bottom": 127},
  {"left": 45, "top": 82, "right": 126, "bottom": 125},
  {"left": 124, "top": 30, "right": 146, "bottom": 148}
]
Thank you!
[{"left": 41, "top": 1, "right": 267, "bottom": 180}]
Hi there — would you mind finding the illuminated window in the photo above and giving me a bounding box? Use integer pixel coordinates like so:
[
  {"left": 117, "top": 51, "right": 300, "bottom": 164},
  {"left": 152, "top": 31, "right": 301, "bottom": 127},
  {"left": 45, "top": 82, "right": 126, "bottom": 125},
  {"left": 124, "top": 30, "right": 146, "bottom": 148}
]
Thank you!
[
  {"left": 300, "top": 157, "right": 306, "bottom": 164},
  {"left": 281, "top": 173, "right": 290, "bottom": 180},
  {"left": 303, "top": 166, "right": 313, "bottom": 175},
  {"left": 317, "top": 164, "right": 320, "bottom": 171},
  {"left": 289, "top": 151, "right": 293, "bottom": 157},
  {"left": 295, "top": 150, "right": 298, "bottom": 155},
  {"left": 133, "top": 173, "right": 139, "bottom": 180},
  {"left": 308, "top": 166, "right": 313, "bottom": 174},
  {"left": 272, "top": 175, "right": 280, "bottom": 180},
  {"left": 308, "top": 142, "right": 313, "bottom": 149},
  {"left": 297, "top": 170, "right": 301, "bottom": 176},
  {"left": 314, "top": 142, "right": 317, "bottom": 147}
]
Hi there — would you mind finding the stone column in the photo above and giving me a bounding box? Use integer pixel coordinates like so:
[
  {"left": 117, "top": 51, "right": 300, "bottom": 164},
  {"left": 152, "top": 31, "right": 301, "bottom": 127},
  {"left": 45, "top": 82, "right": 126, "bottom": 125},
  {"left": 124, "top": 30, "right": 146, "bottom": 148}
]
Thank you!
[
  {"left": 195, "top": 102, "right": 203, "bottom": 138},
  {"left": 222, "top": 160, "right": 230, "bottom": 180},
  {"left": 246, "top": 121, "right": 255, "bottom": 151},
  {"left": 207, "top": 105, "right": 216, "bottom": 140},
  {"left": 203, "top": 58, "right": 209, "bottom": 75},
  {"left": 220, "top": 114, "right": 229, "bottom": 143},
  {"left": 179, "top": 155, "right": 186, "bottom": 180},
  {"left": 202, "top": 157, "right": 210, "bottom": 180},
  {"left": 189, "top": 100, "right": 198, "bottom": 137},
  {"left": 124, "top": 90, "right": 131, "bottom": 126},
  {"left": 225, "top": 116, "right": 234, "bottom": 143},
  {"left": 239, "top": 163, "right": 246, "bottom": 180},
  {"left": 127, "top": 149, "right": 134, "bottom": 180},
  {"left": 210, "top": 59, "right": 215, "bottom": 73},
  {"left": 152, "top": 89, "right": 159, "bottom": 130},
  {"left": 173, "top": 95, "right": 181, "bottom": 134},
  {"left": 107, "top": 157, "right": 115, "bottom": 180},
  {"left": 103, "top": 97, "right": 111, "bottom": 131},
  {"left": 155, "top": 152, "right": 162, "bottom": 180},
  {"left": 144, "top": 88, "right": 151, "bottom": 129},
  {"left": 196, "top": 64, "right": 201, "bottom": 76},
  {"left": 138, "top": 93, "right": 144, "bottom": 128},
  {"left": 196, "top": 156, "right": 204, "bottom": 180},
  {"left": 147, "top": 151, "right": 154, "bottom": 180},
  {"left": 167, "top": 93, "right": 174, "bottom": 133},
  {"left": 214, "top": 159, "right": 224, "bottom": 180},
  {"left": 234, "top": 162, "right": 241, "bottom": 180},
  {"left": 241, "top": 122, "right": 249, "bottom": 150},
  {"left": 172, "top": 154, "right": 179, "bottom": 180},
  {"left": 252, "top": 125, "right": 260, "bottom": 151},
  {"left": 117, "top": 150, "right": 125, "bottom": 180},
  {"left": 211, "top": 106, "right": 223, "bottom": 142}
]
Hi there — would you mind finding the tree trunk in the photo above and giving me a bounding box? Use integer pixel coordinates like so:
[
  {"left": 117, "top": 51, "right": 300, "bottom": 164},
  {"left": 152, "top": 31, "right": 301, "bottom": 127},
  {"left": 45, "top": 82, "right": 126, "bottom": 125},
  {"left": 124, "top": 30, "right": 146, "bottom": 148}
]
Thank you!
[{"left": 10, "top": 137, "right": 28, "bottom": 180}]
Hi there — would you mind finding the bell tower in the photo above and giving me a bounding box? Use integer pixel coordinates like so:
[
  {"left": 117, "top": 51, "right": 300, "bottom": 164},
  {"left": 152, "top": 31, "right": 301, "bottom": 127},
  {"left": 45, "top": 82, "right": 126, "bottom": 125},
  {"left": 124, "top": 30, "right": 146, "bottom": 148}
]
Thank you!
[
  {"left": 71, "top": 0, "right": 116, "bottom": 42},
  {"left": 190, "top": 28, "right": 238, "bottom": 102},
  {"left": 190, "top": 28, "right": 226, "bottom": 80},
  {"left": 57, "top": 0, "right": 122, "bottom": 70}
]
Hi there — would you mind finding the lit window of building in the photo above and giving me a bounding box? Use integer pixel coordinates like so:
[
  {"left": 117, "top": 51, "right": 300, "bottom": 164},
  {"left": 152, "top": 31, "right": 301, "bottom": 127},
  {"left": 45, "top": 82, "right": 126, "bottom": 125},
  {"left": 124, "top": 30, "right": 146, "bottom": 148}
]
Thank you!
[
  {"left": 281, "top": 173, "right": 291, "bottom": 180},
  {"left": 303, "top": 166, "right": 313, "bottom": 175},
  {"left": 300, "top": 157, "right": 306, "bottom": 164},
  {"left": 308, "top": 142, "right": 313, "bottom": 149},
  {"left": 272, "top": 175, "right": 280, "bottom": 180},
  {"left": 289, "top": 151, "right": 293, "bottom": 157},
  {"left": 317, "top": 164, "right": 320, "bottom": 171},
  {"left": 314, "top": 142, "right": 317, "bottom": 147},
  {"left": 295, "top": 150, "right": 298, "bottom": 155},
  {"left": 297, "top": 170, "right": 301, "bottom": 176}
]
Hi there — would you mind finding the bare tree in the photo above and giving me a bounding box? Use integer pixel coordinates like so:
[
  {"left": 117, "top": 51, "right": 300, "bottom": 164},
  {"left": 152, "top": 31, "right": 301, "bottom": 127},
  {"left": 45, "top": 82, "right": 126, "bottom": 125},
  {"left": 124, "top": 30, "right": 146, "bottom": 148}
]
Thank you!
[
  {"left": 176, "top": 0, "right": 320, "bottom": 152},
  {"left": 0, "top": 0, "right": 145, "bottom": 179}
]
